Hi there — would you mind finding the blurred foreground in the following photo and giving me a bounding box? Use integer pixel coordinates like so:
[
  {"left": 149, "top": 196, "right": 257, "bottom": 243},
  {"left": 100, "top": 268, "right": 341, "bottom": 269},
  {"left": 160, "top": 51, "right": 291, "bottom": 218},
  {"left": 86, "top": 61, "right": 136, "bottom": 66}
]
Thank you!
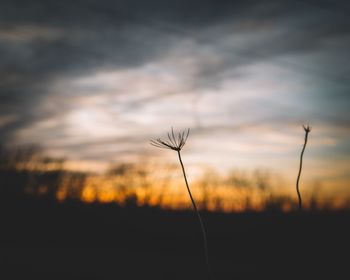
[
  {"left": 1, "top": 197, "right": 349, "bottom": 280},
  {"left": 0, "top": 146, "right": 349, "bottom": 279}
]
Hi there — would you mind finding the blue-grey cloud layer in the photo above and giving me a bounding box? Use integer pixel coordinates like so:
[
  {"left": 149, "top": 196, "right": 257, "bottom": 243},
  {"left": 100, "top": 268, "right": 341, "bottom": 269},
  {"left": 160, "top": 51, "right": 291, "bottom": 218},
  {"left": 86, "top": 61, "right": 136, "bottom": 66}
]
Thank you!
[{"left": 1, "top": 0, "right": 349, "bottom": 171}]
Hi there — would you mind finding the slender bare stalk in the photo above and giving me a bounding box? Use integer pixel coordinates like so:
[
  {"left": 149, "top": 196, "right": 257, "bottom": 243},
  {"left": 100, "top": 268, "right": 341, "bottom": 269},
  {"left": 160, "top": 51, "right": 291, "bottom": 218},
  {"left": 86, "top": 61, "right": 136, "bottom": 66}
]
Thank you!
[
  {"left": 177, "top": 150, "right": 211, "bottom": 279},
  {"left": 296, "top": 124, "right": 311, "bottom": 211},
  {"left": 151, "top": 128, "right": 212, "bottom": 279}
]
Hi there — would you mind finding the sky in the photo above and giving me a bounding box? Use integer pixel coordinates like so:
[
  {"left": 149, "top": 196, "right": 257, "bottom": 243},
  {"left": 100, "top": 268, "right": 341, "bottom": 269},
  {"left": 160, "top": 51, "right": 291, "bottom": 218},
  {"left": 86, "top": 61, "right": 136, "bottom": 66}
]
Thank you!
[{"left": 0, "top": 0, "right": 349, "bottom": 195}]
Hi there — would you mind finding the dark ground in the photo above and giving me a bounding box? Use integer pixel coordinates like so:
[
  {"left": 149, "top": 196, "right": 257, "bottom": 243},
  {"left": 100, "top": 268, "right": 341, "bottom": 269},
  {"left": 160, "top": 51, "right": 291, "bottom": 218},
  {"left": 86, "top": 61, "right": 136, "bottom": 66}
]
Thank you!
[{"left": 0, "top": 197, "right": 349, "bottom": 280}]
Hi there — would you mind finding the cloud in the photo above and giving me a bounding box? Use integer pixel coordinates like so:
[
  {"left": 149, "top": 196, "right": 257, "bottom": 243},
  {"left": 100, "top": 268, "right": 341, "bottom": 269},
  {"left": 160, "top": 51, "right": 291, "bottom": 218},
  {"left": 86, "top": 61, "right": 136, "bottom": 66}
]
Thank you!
[{"left": 0, "top": 0, "right": 349, "bottom": 174}]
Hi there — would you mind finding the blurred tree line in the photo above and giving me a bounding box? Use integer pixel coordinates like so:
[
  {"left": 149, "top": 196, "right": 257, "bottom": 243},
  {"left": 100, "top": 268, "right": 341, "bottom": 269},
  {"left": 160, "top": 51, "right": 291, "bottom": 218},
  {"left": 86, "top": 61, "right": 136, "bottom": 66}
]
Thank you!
[
  {"left": 0, "top": 145, "right": 346, "bottom": 212},
  {"left": 0, "top": 145, "right": 85, "bottom": 201}
]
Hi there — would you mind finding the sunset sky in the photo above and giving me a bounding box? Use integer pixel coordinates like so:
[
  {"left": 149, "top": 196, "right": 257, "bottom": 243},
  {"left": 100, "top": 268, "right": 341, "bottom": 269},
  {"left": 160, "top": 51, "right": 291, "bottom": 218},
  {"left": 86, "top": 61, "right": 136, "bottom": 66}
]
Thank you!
[{"left": 1, "top": 0, "right": 349, "bottom": 196}]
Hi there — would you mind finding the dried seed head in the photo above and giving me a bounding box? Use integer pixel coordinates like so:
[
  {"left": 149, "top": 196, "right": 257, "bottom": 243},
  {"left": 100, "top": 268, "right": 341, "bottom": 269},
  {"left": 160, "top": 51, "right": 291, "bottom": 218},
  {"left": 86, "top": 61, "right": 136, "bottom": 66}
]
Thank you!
[
  {"left": 303, "top": 124, "right": 311, "bottom": 133},
  {"left": 150, "top": 127, "right": 190, "bottom": 151}
]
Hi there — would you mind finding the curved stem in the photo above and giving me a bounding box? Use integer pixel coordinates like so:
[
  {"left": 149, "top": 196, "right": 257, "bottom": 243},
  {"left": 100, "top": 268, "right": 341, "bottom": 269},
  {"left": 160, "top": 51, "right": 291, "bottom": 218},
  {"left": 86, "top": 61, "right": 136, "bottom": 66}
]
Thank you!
[
  {"left": 177, "top": 151, "right": 212, "bottom": 279},
  {"left": 296, "top": 130, "right": 310, "bottom": 211}
]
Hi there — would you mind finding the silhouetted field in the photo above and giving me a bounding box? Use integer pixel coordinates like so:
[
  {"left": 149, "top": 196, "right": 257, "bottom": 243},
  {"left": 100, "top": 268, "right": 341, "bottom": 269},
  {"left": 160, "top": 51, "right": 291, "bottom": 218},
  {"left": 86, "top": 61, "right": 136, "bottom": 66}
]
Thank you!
[
  {"left": 1, "top": 195, "right": 349, "bottom": 280},
  {"left": 1, "top": 146, "right": 349, "bottom": 279}
]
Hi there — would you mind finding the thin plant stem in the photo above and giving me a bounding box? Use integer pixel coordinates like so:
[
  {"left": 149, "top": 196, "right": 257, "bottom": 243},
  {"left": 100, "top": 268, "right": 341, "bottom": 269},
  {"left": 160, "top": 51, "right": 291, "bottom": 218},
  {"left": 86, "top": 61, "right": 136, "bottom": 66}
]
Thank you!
[
  {"left": 177, "top": 150, "right": 212, "bottom": 280},
  {"left": 296, "top": 125, "right": 311, "bottom": 211},
  {"left": 150, "top": 128, "right": 212, "bottom": 279}
]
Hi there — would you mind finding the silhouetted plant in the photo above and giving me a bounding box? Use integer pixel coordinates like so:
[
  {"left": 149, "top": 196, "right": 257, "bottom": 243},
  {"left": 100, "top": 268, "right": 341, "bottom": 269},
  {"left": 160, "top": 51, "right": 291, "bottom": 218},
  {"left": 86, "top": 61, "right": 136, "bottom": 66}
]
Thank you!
[
  {"left": 296, "top": 124, "right": 311, "bottom": 211},
  {"left": 151, "top": 128, "right": 212, "bottom": 279}
]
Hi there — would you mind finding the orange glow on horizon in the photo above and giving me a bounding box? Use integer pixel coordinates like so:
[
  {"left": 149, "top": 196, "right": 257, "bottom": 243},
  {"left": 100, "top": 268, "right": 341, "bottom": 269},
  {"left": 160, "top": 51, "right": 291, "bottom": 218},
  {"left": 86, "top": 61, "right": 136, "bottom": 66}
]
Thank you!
[{"left": 54, "top": 171, "right": 349, "bottom": 212}]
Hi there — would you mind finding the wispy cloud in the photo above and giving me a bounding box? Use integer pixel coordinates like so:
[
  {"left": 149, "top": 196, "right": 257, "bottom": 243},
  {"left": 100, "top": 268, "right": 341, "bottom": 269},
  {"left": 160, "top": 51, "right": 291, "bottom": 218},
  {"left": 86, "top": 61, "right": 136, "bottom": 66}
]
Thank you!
[{"left": 0, "top": 0, "right": 349, "bottom": 194}]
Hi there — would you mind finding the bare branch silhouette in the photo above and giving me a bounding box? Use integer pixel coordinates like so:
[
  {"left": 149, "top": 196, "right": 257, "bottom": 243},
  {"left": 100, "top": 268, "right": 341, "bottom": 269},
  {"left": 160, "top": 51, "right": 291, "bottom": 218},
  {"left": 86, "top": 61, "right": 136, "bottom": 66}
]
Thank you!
[{"left": 296, "top": 124, "right": 311, "bottom": 211}]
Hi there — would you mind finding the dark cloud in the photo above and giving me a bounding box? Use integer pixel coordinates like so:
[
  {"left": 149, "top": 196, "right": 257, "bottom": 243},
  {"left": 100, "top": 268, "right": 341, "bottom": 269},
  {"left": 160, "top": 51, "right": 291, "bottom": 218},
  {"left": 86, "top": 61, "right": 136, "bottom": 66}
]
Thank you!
[{"left": 0, "top": 0, "right": 349, "bottom": 145}]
